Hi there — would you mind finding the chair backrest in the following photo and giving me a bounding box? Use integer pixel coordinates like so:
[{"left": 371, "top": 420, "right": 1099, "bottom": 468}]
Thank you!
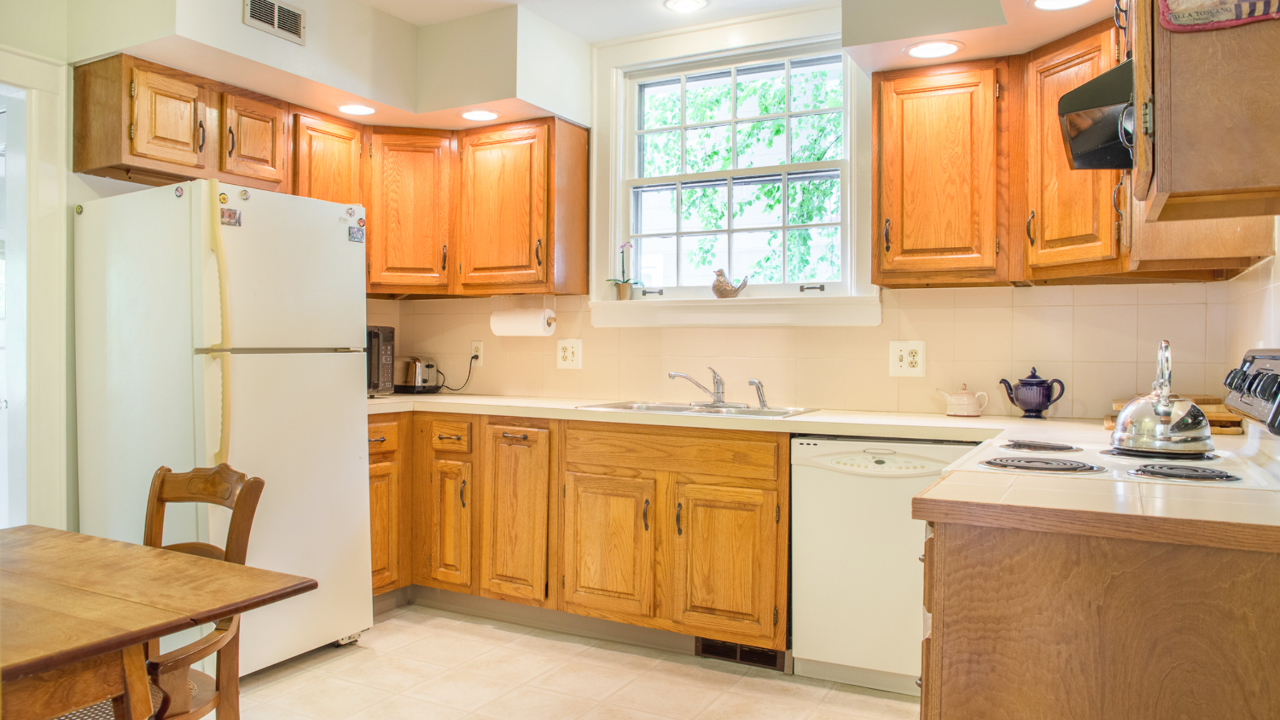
[{"left": 142, "top": 464, "right": 265, "bottom": 565}]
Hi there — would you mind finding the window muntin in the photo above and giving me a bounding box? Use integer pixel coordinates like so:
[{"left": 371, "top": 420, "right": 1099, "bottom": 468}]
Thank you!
[{"left": 628, "top": 53, "right": 847, "bottom": 292}]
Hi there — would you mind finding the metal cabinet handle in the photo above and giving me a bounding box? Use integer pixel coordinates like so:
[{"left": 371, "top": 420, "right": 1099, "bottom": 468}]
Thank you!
[
  {"left": 437, "top": 434, "right": 462, "bottom": 441},
  {"left": 916, "top": 677, "right": 923, "bottom": 689},
  {"left": 460, "top": 479, "right": 466, "bottom": 508},
  {"left": 368, "top": 437, "right": 385, "bottom": 443},
  {"left": 502, "top": 432, "right": 528, "bottom": 440},
  {"left": 643, "top": 499, "right": 649, "bottom": 531},
  {"left": 535, "top": 239, "right": 543, "bottom": 266},
  {"left": 883, "top": 219, "right": 891, "bottom": 253},
  {"left": 442, "top": 244, "right": 447, "bottom": 271},
  {"left": 1113, "top": 176, "right": 1130, "bottom": 249},
  {"left": 198, "top": 120, "right": 205, "bottom": 152},
  {"left": 227, "top": 126, "right": 235, "bottom": 157},
  {"left": 676, "top": 502, "right": 683, "bottom": 536},
  {"left": 1114, "top": 0, "right": 1128, "bottom": 32},
  {"left": 1026, "top": 210, "right": 1036, "bottom": 246},
  {"left": 919, "top": 554, "right": 926, "bottom": 563}
]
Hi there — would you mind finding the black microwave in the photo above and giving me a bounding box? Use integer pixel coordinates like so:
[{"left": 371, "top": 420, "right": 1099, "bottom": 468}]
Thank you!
[{"left": 367, "top": 326, "right": 395, "bottom": 397}]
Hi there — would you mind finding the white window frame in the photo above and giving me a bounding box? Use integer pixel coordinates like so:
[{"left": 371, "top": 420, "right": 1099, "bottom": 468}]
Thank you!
[{"left": 620, "top": 44, "right": 852, "bottom": 299}]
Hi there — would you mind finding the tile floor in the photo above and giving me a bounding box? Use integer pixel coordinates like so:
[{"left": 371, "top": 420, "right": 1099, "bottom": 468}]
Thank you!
[{"left": 239, "top": 605, "right": 921, "bottom": 720}]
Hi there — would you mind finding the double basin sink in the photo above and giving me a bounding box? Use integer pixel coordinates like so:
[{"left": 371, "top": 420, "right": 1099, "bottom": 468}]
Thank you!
[{"left": 580, "top": 401, "right": 817, "bottom": 419}]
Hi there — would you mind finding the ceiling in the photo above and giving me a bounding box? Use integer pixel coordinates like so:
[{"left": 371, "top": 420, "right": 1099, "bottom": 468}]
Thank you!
[{"left": 350, "top": 0, "right": 832, "bottom": 43}]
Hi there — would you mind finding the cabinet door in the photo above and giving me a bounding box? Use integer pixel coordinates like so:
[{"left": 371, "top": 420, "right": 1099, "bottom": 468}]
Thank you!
[
  {"left": 563, "top": 473, "right": 655, "bottom": 617},
  {"left": 221, "top": 93, "right": 287, "bottom": 183},
  {"left": 130, "top": 68, "right": 207, "bottom": 168},
  {"left": 369, "top": 132, "right": 452, "bottom": 288},
  {"left": 429, "top": 459, "right": 472, "bottom": 587},
  {"left": 1026, "top": 31, "right": 1121, "bottom": 268},
  {"left": 458, "top": 124, "right": 549, "bottom": 287},
  {"left": 671, "top": 484, "right": 778, "bottom": 642},
  {"left": 479, "top": 426, "right": 550, "bottom": 601},
  {"left": 369, "top": 460, "right": 400, "bottom": 593},
  {"left": 876, "top": 68, "right": 998, "bottom": 276},
  {"left": 294, "top": 114, "right": 362, "bottom": 204}
]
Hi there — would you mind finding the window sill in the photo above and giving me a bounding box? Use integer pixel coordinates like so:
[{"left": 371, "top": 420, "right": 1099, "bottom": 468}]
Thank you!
[{"left": 588, "top": 293, "right": 882, "bottom": 328}]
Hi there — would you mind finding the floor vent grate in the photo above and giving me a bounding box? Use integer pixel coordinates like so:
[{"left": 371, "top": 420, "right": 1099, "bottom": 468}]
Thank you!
[{"left": 695, "top": 638, "right": 785, "bottom": 671}]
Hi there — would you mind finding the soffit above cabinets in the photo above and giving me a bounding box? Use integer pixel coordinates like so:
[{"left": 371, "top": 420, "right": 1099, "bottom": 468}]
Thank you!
[{"left": 844, "top": 0, "right": 1113, "bottom": 73}]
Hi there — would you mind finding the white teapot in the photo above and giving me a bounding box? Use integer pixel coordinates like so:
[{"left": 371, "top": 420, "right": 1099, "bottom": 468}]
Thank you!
[{"left": 937, "top": 384, "right": 989, "bottom": 417}]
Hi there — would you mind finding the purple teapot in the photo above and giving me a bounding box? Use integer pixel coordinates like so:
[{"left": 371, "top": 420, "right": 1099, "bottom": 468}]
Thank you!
[{"left": 1000, "top": 367, "right": 1065, "bottom": 419}]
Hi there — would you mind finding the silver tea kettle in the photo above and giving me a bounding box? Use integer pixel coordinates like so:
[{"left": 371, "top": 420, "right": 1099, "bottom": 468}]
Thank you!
[{"left": 1111, "top": 340, "right": 1213, "bottom": 454}]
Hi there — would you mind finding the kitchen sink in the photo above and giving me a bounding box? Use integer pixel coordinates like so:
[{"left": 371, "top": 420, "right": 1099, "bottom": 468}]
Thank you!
[{"left": 579, "top": 401, "right": 818, "bottom": 418}]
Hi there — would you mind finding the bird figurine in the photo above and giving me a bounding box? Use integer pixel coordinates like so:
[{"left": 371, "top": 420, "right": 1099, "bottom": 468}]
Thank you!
[{"left": 712, "top": 270, "right": 748, "bottom": 298}]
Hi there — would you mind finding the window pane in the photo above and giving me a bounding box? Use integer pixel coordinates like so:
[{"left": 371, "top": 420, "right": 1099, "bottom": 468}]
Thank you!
[
  {"left": 639, "top": 78, "right": 680, "bottom": 130},
  {"left": 731, "top": 231, "right": 783, "bottom": 284},
  {"left": 684, "top": 125, "right": 731, "bottom": 173},
  {"left": 640, "top": 130, "right": 681, "bottom": 178},
  {"left": 790, "top": 112, "right": 843, "bottom": 163},
  {"left": 632, "top": 184, "right": 677, "bottom": 235},
  {"left": 786, "top": 227, "right": 841, "bottom": 283},
  {"left": 790, "top": 56, "right": 843, "bottom": 112},
  {"left": 686, "top": 71, "right": 731, "bottom": 124},
  {"left": 637, "top": 235, "right": 677, "bottom": 287},
  {"left": 787, "top": 170, "right": 840, "bottom": 225},
  {"left": 680, "top": 234, "right": 727, "bottom": 287},
  {"left": 732, "top": 175, "right": 783, "bottom": 229},
  {"left": 680, "top": 179, "right": 728, "bottom": 233},
  {"left": 735, "top": 62, "right": 786, "bottom": 118},
  {"left": 735, "top": 119, "right": 786, "bottom": 169}
]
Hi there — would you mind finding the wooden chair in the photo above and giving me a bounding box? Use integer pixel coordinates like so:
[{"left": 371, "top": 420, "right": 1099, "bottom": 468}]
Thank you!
[{"left": 142, "top": 464, "right": 265, "bottom": 720}]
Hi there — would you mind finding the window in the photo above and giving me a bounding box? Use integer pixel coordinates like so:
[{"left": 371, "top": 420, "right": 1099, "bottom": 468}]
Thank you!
[{"left": 623, "top": 52, "right": 848, "bottom": 296}]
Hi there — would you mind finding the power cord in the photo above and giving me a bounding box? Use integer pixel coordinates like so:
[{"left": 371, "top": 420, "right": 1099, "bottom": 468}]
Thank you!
[{"left": 440, "top": 354, "right": 480, "bottom": 392}]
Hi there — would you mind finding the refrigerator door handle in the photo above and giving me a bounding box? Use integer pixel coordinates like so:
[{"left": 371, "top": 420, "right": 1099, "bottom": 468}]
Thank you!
[
  {"left": 209, "top": 180, "right": 231, "bottom": 350},
  {"left": 212, "top": 351, "right": 232, "bottom": 465}
]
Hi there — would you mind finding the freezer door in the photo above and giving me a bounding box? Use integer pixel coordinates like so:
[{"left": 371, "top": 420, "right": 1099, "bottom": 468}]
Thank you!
[
  {"left": 197, "top": 182, "right": 366, "bottom": 350},
  {"left": 201, "top": 352, "right": 372, "bottom": 674}
]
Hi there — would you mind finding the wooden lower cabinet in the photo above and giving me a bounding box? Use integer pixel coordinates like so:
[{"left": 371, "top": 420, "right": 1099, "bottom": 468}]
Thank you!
[
  {"left": 478, "top": 424, "right": 552, "bottom": 604},
  {"left": 427, "top": 459, "right": 471, "bottom": 587},
  {"left": 563, "top": 473, "right": 656, "bottom": 617},
  {"left": 369, "top": 413, "right": 412, "bottom": 595}
]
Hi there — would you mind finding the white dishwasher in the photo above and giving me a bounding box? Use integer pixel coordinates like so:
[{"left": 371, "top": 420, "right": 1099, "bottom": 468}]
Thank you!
[{"left": 791, "top": 435, "right": 980, "bottom": 695}]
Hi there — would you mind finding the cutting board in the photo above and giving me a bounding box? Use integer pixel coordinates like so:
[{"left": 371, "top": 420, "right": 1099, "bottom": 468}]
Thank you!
[{"left": 1106, "top": 395, "right": 1244, "bottom": 434}]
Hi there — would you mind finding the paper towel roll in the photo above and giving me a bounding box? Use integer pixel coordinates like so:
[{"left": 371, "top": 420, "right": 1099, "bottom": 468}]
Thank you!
[{"left": 490, "top": 308, "right": 557, "bottom": 337}]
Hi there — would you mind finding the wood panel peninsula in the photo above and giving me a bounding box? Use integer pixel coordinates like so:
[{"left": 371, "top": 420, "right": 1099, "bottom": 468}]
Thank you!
[{"left": 912, "top": 469, "right": 1280, "bottom": 720}]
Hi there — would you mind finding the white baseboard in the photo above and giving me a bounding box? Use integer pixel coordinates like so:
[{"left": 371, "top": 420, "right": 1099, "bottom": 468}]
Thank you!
[{"left": 793, "top": 657, "right": 921, "bottom": 698}]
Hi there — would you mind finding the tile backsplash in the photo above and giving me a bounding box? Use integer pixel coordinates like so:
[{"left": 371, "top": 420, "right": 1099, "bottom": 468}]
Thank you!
[{"left": 369, "top": 276, "right": 1270, "bottom": 420}]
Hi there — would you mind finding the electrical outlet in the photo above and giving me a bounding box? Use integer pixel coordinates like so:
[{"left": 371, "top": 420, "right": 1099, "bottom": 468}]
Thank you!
[
  {"left": 470, "top": 341, "right": 484, "bottom": 367},
  {"left": 889, "top": 341, "right": 926, "bottom": 377},
  {"left": 557, "top": 339, "right": 582, "bottom": 369}
]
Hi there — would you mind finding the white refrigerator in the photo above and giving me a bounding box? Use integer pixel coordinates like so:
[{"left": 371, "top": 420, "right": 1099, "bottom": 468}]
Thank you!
[{"left": 74, "top": 180, "right": 373, "bottom": 675}]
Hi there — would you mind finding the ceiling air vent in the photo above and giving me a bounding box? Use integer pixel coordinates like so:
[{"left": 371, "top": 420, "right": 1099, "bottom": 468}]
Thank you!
[{"left": 243, "top": 0, "right": 306, "bottom": 46}]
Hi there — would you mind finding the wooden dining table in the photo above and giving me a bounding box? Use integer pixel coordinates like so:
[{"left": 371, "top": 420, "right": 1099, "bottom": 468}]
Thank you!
[{"left": 0, "top": 525, "right": 317, "bottom": 720}]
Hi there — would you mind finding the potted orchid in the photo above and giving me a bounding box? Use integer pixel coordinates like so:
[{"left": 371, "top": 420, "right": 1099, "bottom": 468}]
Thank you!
[{"left": 607, "top": 241, "right": 641, "bottom": 301}]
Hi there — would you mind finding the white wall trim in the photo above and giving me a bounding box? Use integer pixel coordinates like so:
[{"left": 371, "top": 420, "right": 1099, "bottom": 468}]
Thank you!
[{"left": 0, "top": 43, "right": 70, "bottom": 529}]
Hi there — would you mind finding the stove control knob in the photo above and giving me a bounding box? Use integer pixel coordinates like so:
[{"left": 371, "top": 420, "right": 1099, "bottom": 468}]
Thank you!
[
  {"left": 1258, "top": 373, "right": 1280, "bottom": 402},
  {"left": 1224, "top": 368, "right": 1245, "bottom": 392}
]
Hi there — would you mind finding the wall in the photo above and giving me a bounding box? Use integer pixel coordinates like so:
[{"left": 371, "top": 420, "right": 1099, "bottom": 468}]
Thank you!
[
  {"left": 515, "top": 7, "right": 592, "bottom": 128},
  {"left": 383, "top": 280, "right": 1249, "bottom": 419},
  {"left": 2, "top": 0, "right": 68, "bottom": 62},
  {"left": 417, "top": 8, "right": 519, "bottom": 114}
]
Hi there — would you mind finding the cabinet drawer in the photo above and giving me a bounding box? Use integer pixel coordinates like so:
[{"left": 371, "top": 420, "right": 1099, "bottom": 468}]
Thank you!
[
  {"left": 369, "top": 422, "right": 399, "bottom": 455},
  {"left": 432, "top": 421, "right": 470, "bottom": 453}
]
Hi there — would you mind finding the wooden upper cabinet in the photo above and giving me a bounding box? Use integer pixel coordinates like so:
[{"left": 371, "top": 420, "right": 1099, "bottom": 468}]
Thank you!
[
  {"left": 130, "top": 68, "right": 208, "bottom": 169},
  {"left": 873, "top": 65, "right": 1000, "bottom": 284},
  {"left": 458, "top": 123, "right": 550, "bottom": 288},
  {"left": 1025, "top": 28, "right": 1122, "bottom": 270},
  {"left": 293, "top": 113, "right": 363, "bottom": 205},
  {"left": 368, "top": 130, "right": 453, "bottom": 290},
  {"left": 369, "top": 459, "right": 400, "bottom": 594},
  {"left": 221, "top": 93, "right": 288, "bottom": 183},
  {"left": 479, "top": 426, "right": 551, "bottom": 603},
  {"left": 563, "top": 473, "right": 655, "bottom": 618},
  {"left": 428, "top": 459, "right": 472, "bottom": 588},
  {"left": 672, "top": 483, "right": 778, "bottom": 643}
]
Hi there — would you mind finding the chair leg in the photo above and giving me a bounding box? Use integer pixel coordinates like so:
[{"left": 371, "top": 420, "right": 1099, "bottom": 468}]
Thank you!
[
  {"left": 215, "top": 630, "right": 240, "bottom": 720},
  {"left": 112, "top": 645, "right": 153, "bottom": 720}
]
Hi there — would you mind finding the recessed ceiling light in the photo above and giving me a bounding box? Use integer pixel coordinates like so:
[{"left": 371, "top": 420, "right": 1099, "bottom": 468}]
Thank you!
[
  {"left": 462, "top": 110, "right": 500, "bottom": 121},
  {"left": 338, "top": 104, "right": 375, "bottom": 116},
  {"left": 665, "top": 0, "right": 707, "bottom": 13},
  {"left": 904, "top": 40, "right": 964, "bottom": 59},
  {"left": 1029, "top": 0, "right": 1092, "bottom": 9}
]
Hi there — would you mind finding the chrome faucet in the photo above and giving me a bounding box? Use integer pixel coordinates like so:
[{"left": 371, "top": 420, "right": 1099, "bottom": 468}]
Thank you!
[
  {"left": 669, "top": 367, "right": 748, "bottom": 408},
  {"left": 748, "top": 378, "right": 768, "bottom": 410}
]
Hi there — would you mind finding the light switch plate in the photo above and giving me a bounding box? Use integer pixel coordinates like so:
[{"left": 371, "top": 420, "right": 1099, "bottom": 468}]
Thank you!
[
  {"left": 557, "top": 339, "right": 582, "bottom": 369},
  {"left": 889, "top": 341, "right": 926, "bottom": 377}
]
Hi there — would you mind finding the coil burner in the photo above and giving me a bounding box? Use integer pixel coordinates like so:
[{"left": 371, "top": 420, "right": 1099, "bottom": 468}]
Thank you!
[
  {"left": 1000, "top": 440, "right": 1082, "bottom": 453},
  {"left": 1128, "top": 464, "right": 1240, "bottom": 482},
  {"left": 1101, "top": 447, "right": 1218, "bottom": 462},
  {"left": 980, "top": 457, "right": 1105, "bottom": 474}
]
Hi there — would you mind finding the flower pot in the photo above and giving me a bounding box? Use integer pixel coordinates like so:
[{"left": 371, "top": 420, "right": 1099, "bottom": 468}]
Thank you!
[{"left": 614, "top": 282, "right": 633, "bottom": 301}]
